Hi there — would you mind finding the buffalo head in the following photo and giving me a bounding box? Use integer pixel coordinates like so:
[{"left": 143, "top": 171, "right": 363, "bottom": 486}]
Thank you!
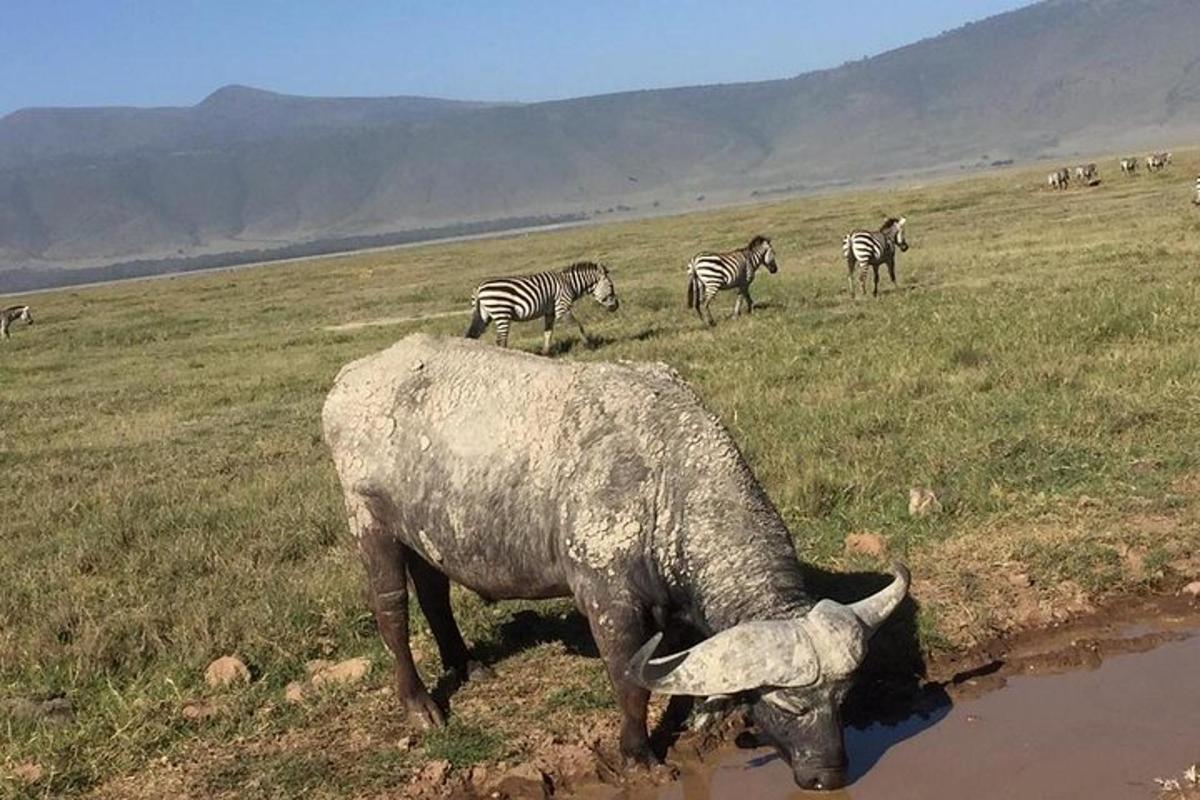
[{"left": 627, "top": 564, "right": 910, "bottom": 790}]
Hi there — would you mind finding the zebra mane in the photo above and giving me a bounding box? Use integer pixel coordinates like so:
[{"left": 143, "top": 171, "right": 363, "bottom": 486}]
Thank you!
[
  {"left": 3, "top": 305, "right": 29, "bottom": 313},
  {"left": 562, "top": 261, "right": 604, "bottom": 275},
  {"left": 747, "top": 235, "right": 771, "bottom": 251},
  {"left": 879, "top": 217, "right": 901, "bottom": 231}
]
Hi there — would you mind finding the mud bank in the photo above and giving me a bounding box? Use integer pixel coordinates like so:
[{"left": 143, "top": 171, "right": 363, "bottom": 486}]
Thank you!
[{"left": 560, "top": 595, "right": 1200, "bottom": 800}]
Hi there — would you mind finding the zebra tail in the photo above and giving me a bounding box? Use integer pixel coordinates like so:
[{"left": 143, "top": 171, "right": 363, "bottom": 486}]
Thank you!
[{"left": 465, "top": 297, "right": 487, "bottom": 339}]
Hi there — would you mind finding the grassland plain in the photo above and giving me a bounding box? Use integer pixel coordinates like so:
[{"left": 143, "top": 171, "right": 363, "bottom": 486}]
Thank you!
[{"left": 3, "top": 154, "right": 1200, "bottom": 798}]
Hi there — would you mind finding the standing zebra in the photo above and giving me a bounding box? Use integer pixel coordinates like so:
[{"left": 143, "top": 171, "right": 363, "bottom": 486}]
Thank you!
[
  {"left": 1120, "top": 157, "right": 1139, "bottom": 175},
  {"left": 1048, "top": 168, "right": 1071, "bottom": 190},
  {"left": 465, "top": 262, "right": 618, "bottom": 355},
  {"left": 843, "top": 217, "right": 909, "bottom": 298},
  {"left": 1193, "top": 176, "right": 1200, "bottom": 206},
  {"left": 1147, "top": 152, "right": 1172, "bottom": 172},
  {"left": 685, "top": 235, "right": 778, "bottom": 327},
  {"left": 1074, "top": 163, "right": 1098, "bottom": 183},
  {"left": 0, "top": 305, "right": 33, "bottom": 340}
]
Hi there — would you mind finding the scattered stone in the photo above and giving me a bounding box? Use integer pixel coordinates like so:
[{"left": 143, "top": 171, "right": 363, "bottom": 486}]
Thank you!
[
  {"left": 494, "top": 763, "right": 552, "bottom": 799},
  {"left": 181, "top": 699, "right": 221, "bottom": 721},
  {"left": 908, "top": 487, "right": 942, "bottom": 518},
  {"left": 844, "top": 532, "right": 887, "bottom": 559},
  {"left": 304, "top": 659, "right": 335, "bottom": 677},
  {"left": 408, "top": 758, "right": 453, "bottom": 799},
  {"left": 205, "top": 655, "right": 250, "bottom": 688},
  {"left": 1181, "top": 581, "right": 1200, "bottom": 599},
  {"left": 284, "top": 681, "right": 307, "bottom": 704},
  {"left": 310, "top": 657, "right": 372, "bottom": 688},
  {"left": 1007, "top": 572, "right": 1033, "bottom": 589},
  {"left": 11, "top": 762, "right": 43, "bottom": 783}
]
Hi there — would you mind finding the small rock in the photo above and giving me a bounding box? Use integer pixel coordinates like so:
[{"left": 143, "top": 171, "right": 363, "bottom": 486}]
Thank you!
[
  {"left": 1181, "top": 581, "right": 1200, "bottom": 599},
  {"left": 411, "top": 360, "right": 425, "bottom": 372},
  {"left": 844, "top": 532, "right": 887, "bottom": 559},
  {"left": 12, "top": 762, "right": 43, "bottom": 783},
  {"left": 205, "top": 655, "right": 250, "bottom": 688},
  {"left": 1076, "top": 495, "right": 1099, "bottom": 509},
  {"left": 467, "top": 764, "right": 490, "bottom": 790},
  {"left": 182, "top": 700, "right": 221, "bottom": 721},
  {"left": 284, "top": 681, "right": 307, "bottom": 704},
  {"left": 1007, "top": 572, "right": 1033, "bottom": 589},
  {"left": 310, "top": 657, "right": 371, "bottom": 688},
  {"left": 908, "top": 487, "right": 942, "bottom": 518},
  {"left": 304, "top": 659, "right": 335, "bottom": 677},
  {"left": 494, "top": 763, "right": 551, "bottom": 800}
]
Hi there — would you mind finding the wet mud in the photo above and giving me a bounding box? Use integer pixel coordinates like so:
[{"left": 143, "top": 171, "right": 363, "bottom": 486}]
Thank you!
[{"left": 569, "top": 596, "right": 1200, "bottom": 800}]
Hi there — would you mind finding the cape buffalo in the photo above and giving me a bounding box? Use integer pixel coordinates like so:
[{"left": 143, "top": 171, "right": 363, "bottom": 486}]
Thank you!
[{"left": 322, "top": 334, "right": 909, "bottom": 790}]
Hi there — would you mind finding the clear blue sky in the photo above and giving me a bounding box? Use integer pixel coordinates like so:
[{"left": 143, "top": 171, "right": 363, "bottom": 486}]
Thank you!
[{"left": 0, "top": 1, "right": 1034, "bottom": 116}]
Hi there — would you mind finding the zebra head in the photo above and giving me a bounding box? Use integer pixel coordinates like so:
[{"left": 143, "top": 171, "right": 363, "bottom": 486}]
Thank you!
[
  {"left": 749, "top": 235, "right": 778, "bottom": 273},
  {"left": 19, "top": 306, "right": 33, "bottom": 325},
  {"left": 591, "top": 264, "right": 620, "bottom": 312},
  {"left": 882, "top": 217, "right": 909, "bottom": 252}
]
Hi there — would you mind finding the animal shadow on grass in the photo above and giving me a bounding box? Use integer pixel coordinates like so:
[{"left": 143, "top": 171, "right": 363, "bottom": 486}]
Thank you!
[{"left": 546, "top": 326, "right": 664, "bottom": 355}]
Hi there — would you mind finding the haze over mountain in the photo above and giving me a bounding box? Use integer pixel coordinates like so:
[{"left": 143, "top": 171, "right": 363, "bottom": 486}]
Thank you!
[{"left": 3, "top": 0, "right": 1199, "bottom": 289}]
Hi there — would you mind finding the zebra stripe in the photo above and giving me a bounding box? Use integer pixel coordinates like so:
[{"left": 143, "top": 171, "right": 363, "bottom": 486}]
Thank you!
[
  {"left": 465, "top": 262, "right": 618, "bottom": 354},
  {"left": 0, "top": 304, "right": 33, "bottom": 340},
  {"left": 685, "top": 235, "right": 778, "bottom": 327},
  {"left": 843, "top": 217, "right": 909, "bottom": 298},
  {"left": 1120, "top": 157, "right": 1139, "bottom": 175}
]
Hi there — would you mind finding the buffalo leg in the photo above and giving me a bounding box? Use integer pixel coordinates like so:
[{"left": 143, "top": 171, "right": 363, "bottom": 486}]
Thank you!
[
  {"left": 582, "top": 598, "right": 656, "bottom": 765},
  {"left": 406, "top": 550, "right": 493, "bottom": 682},
  {"left": 353, "top": 502, "right": 444, "bottom": 729}
]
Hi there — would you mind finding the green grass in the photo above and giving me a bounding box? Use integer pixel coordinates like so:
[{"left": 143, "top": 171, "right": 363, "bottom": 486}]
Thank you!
[{"left": 3, "top": 154, "right": 1200, "bottom": 796}]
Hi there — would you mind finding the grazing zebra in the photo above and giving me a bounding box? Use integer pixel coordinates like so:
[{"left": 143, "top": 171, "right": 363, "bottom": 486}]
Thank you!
[
  {"left": 1047, "top": 168, "right": 1071, "bottom": 190},
  {"left": 1147, "top": 152, "right": 1172, "bottom": 172},
  {"left": 1074, "top": 163, "right": 1098, "bottom": 183},
  {"left": 1120, "top": 157, "right": 1139, "bottom": 175},
  {"left": 685, "top": 235, "right": 778, "bottom": 327},
  {"left": 465, "top": 261, "right": 618, "bottom": 355},
  {"left": 843, "top": 217, "right": 909, "bottom": 298},
  {"left": 0, "top": 305, "right": 33, "bottom": 340}
]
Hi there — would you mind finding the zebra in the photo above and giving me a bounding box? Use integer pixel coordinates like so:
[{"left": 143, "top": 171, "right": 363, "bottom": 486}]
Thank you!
[
  {"left": 1048, "top": 168, "right": 1070, "bottom": 190},
  {"left": 465, "top": 261, "right": 618, "bottom": 355},
  {"left": 685, "top": 235, "right": 778, "bottom": 327},
  {"left": 843, "top": 217, "right": 909, "bottom": 298},
  {"left": 1193, "top": 176, "right": 1200, "bottom": 206},
  {"left": 1074, "top": 163, "right": 1098, "bottom": 183},
  {"left": 0, "top": 305, "right": 33, "bottom": 340},
  {"left": 1147, "top": 152, "right": 1172, "bottom": 172},
  {"left": 1120, "top": 157, "right": 1139, "bottom": 175}
]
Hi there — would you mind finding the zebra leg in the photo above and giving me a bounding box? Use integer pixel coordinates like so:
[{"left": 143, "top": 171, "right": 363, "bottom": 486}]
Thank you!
[
  {"left": 542, "top": 315, "right": 555, "bottom": 355},
  {"left": 887, "top": 258, "right": 897, "bottom": 288},
  {"left": 743, "top": 287, "right": 754, "bottom": 314},
  {"left": 731, "top": 292, "right": 742, "bottom": 319},
  {"left": 702, "top": 290, "right": 717, "bottom": 327},
  {"left": 352, "top": 496, "right": 444, "bottom": 730},
  {"left": 406, "top": 549, "right": 493, "bottom": 684},
  {"left": 848, "top": 262, "right": 857, "bottom": 298},
  {"left": 568, "top": 313, "right": 592, "bottom": 348},
  {"left": 494, "top": 318, "right": 511, "bottom": 348},
  {"left": 872, "top": 264, "right": 881, "bottom": 297},
  {"left": 0, "top": 319, "right": 8, "bottom": 340},
  {"left": 856, "top": 263, "right": 869, "bottom": 299}
]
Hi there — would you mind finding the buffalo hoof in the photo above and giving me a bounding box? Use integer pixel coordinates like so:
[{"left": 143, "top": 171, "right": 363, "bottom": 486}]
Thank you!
[
  {"left": 623, "top": 751, "right": 678, "bottom": 782},
  {"left": 403, "top": 692, "right": 446, "bottom": 730}
]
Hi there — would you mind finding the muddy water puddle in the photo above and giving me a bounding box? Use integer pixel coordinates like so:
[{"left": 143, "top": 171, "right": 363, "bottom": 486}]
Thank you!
[{"left": 579, "top": 609, "right": 1200, "bottom": 800}]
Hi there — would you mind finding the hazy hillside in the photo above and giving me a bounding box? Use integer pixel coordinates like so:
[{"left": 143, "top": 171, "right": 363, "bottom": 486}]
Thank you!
[{"left": 3, "top": 0, "right": 1200, "bottom": 288}]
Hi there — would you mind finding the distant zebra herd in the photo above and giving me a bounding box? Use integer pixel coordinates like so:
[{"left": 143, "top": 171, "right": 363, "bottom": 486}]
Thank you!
[
  {"left": 462, "top": 215, "right": 911, "bottom": 348},
  {"left": 1049, "top": 152, "right": 1192, "bottom": 198}
]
